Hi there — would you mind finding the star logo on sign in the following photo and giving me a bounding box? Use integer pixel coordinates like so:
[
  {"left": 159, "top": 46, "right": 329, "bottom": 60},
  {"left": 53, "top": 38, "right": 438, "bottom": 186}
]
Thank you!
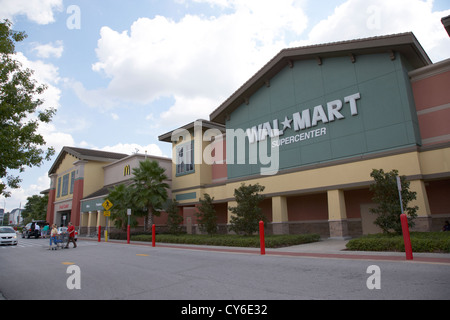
[{"left": 281, "top": 116, "right": 292, "bottom": 131}]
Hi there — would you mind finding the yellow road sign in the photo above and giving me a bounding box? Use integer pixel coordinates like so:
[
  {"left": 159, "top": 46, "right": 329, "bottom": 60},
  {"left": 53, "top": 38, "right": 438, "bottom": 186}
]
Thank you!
[
  {"left": 102, "top": 199, "right": 113, "bottom": 211},
  {"left": 103, "top": 210, "right": 111, "bottom": 217}
]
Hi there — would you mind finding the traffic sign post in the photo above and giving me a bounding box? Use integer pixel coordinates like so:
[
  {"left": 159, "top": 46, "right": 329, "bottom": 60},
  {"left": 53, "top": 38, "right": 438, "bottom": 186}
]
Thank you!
[
  {"left": 102, "top": 199, "right": 113, "bottom": 211},
  {"left": 102, "top": 200, "right": 113, "bottom": 242}
]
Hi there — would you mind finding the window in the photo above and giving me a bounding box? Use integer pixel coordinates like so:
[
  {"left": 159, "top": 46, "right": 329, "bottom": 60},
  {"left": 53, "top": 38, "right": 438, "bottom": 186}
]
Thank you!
[
  {"left": 57, "top": 177, "right": 61, "bottom": 198},
  {"left": 70, "top": 171, "right": 75, "bottom": 194},
  {"left": 61, "top": 174, "right": 69, "bottom": 196},
  {"left": 176, "top": 141, "right": 194, "bottom": 175}
]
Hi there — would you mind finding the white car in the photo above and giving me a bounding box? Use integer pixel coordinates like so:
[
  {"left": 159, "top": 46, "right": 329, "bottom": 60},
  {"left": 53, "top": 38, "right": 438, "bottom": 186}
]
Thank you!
[{"left": 0, "top": 226, "right": 18, "bottom": 246}]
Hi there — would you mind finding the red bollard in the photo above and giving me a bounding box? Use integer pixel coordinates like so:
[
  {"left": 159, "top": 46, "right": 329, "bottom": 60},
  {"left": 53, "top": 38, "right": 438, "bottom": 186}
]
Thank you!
[
  {"left": 127, "top": 225, "right": 130, "bottom": 244},
  {"left": 98, "top": 225, "right": 101, "bottom": 242},
  {"left": 152, "top": 224, "right": 156, "bottom": 247},
  {"left": 259, "top": 221, "right": 265, "bottom": 255},
  {"left": 400, "top": 213, "right": 413, "bottom": 260}
]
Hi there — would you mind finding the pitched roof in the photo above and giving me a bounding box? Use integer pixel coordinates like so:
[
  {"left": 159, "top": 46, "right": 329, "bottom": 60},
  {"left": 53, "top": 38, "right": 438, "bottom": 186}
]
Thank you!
[
  {"left": 209, "top": 32, "right": 432, "bottom": 124},
  {"left": 158, "top": 119, "right": 226, "bottom": 142},
  {"left": 442, "top": 15, "right": 450, "bottom": 37},
  {"left": 48, "top": 146, "right": 128, "bottom": 175}
]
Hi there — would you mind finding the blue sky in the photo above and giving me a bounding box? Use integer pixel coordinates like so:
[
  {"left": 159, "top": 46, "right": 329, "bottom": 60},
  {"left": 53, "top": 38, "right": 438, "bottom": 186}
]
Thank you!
[{"left": 1, "top": 0, "right": 449, "bottom": 213}]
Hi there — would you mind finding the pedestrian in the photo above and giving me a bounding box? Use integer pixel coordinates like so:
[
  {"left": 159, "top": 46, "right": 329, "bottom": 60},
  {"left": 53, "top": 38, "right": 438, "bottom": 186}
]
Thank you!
[
  {"left": 442, "top": 221, "right": 450, "bottom": 232},
  {"left": 34, "top": 222, "right": 40, "bottom": 237},
  {"left": 42, "top": 224, "right": 49, "bottom": 238},
  {"left": 65, "top": 222, "right": 77, "bottom": 248},
  {"left": 49, "top": 224, "right": 58, "bottom": 250}
]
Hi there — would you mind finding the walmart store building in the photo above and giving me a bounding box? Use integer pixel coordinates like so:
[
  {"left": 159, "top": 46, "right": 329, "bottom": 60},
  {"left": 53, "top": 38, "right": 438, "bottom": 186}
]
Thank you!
[{"left": 159, "top": 32, "right": 450, "bottom": 239}]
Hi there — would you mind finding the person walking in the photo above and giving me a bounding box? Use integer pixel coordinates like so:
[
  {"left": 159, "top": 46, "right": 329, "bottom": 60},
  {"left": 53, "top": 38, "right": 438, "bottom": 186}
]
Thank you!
[
  {"left": 65, "top": 222, "right": 77, "bottom": 248},
  {"left": 49, "top": 224, "right": 58, "bottom": 250},
  {"left": 42, "top": 223, "right": 49, "bottom": 238}
]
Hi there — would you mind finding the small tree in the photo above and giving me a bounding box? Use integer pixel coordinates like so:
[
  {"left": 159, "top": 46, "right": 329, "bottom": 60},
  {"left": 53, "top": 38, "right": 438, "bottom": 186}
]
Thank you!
[
  {"left": 131, "top": 160, "right": 169, "bottom": 231},
  {"left": 21, "top": 194, "right": 48, "bottom": 224},
  {"left": 369, "top": 169, "right": 418, "bottom": 235},
  {"left": 0, "top": 20, "right": 56, "bottom": 197},
  {"left": 196, "top": 193, "right": 217, "bottom": 235},
  {"left": 166, "top": 199, "right": 183, "bottom": 235},
  {"left": 229, "top": 183, "right": 266, "bottom": 236},
  {"left": 107, "top": 184, "right": 142, "bottom": 231}
]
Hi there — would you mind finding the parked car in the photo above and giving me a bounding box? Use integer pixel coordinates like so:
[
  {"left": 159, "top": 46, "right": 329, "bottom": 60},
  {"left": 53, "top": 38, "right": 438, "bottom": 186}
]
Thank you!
[
  {"left": 57, "top": 227, "right": 78, "bottom": 241},
  {"left": 0, "top": 226, "right": 18, "bottom": 245},
  {"left": 22, "top": 221, "right": 47, "bottom": 239}
]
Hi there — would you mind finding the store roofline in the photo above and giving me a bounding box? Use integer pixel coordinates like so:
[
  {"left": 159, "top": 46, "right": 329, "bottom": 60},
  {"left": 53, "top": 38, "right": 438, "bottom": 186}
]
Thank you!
[{"left": 209, "top": 32, "right": 432, "bottom": 125}]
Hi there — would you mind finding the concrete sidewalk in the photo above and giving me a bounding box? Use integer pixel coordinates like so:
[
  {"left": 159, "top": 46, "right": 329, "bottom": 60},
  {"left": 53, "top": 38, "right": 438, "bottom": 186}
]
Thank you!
[{"left": 268, "top": 238, "right": 450, "bottom": 264}]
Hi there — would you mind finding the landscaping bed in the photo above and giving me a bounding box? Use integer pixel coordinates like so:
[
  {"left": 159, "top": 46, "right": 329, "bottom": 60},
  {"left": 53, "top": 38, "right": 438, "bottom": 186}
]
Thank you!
[
  {"left": 131, "top": 233, "right": 321, "bottom": 248},
  {"left": 345, "top": 232, "right": 450, "bottom": 253}
]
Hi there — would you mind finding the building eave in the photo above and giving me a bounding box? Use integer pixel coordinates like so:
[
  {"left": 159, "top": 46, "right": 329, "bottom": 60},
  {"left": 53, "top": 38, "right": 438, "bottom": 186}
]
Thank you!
[{"left": 209, "top": 32, "right": 432, "bottom": 125}]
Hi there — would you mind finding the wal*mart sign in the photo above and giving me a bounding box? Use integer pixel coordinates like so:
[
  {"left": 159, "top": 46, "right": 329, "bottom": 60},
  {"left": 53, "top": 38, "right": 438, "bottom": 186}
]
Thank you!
[{"left": 246, "top": 93, "right": 361, "bottom": 148}]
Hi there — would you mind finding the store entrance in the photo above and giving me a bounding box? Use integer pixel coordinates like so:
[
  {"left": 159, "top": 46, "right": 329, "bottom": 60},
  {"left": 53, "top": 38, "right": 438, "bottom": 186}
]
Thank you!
[{"left": 57, "top": 210, "right": 71, "bottom": 227}]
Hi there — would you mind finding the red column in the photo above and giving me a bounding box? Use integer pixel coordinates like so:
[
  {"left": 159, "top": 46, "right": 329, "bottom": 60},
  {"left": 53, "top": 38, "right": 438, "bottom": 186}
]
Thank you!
[
  {"left": 152, "top": 224, "right": 156, "bottom": 247},
  {"left": 259, "top": 221, "right": 265, "bottom": 255},
  {"left": 46, "top": 188, "right": 55, "bottom": 225},
  {"left": 70, "top": 178, "right": 84, "bottom": 227},
  {"left": 400, "top": 214, "right": 413, "bottom": 260}
]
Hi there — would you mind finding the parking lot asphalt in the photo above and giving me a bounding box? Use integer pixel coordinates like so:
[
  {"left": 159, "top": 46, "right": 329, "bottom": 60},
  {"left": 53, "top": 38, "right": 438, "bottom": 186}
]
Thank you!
[{"left": 80, "top": 237, "right": 450, "bottom": 265}]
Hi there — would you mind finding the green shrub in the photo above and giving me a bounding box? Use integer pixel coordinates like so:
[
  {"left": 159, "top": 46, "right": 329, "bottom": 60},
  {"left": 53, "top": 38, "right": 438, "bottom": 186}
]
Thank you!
[
  {"left": 132, "top": 233, "right": 320, "bottom": 248},
  {"left": 346, "top": 232, "right": 450, "bottom": 253}
]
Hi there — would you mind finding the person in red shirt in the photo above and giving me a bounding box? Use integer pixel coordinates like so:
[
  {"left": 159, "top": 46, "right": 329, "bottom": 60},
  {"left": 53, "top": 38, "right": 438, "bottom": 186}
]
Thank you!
[{"left": 65, "top": 222, "right": 77, "bottom": 248}]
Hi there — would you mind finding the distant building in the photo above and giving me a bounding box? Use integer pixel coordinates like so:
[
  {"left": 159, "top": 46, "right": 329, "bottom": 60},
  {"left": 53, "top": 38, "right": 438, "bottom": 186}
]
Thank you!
[{"left": 9, "top": 208, "right": 24, "bottom": 225}]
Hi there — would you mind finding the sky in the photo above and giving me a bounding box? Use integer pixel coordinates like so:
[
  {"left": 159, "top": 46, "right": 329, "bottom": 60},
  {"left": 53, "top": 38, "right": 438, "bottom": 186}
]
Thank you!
[{"left": 1, "top": 0, "right": 449, "bottom": 213}]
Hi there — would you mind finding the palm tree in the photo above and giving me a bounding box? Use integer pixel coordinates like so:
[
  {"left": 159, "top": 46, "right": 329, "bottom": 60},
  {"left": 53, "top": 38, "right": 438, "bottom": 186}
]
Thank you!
[
  {"left": 131, "top": 160, "right": 169, "bottom": 231},
  {"left": 107, "top": 184, "right": 140, "bottom": 231}
]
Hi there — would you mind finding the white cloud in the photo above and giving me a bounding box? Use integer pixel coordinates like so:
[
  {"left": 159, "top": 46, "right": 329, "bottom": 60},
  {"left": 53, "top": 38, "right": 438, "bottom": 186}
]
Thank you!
[
  {"left": 100, "top": 143, "right": 166, "bottom": 158},
  {"left": 6, "top": 173, "right": 50, "bottom": 212},
  {"left": 158, "top": 95, "right": 218, "bottom": 129},
  {"left": 300, "top": 0, "right": 450, "bottom": 62},
  {"left": 38, "top": 122, "right": 75, "bottom": 153},
  {"left": 31, "top": 41, "right": 64, "bottom": 59},
  {"left": 13, "top": 52, "right": 62, "bottom": 111},
  {"left": 0, "top": 0, "right": 63, "bottom": 24},
  {"left": 12, "top": 52, "right": 77, "bottom": 157},
  {"left": 77, "top": 0, "right": 308, "bottom": 118}
]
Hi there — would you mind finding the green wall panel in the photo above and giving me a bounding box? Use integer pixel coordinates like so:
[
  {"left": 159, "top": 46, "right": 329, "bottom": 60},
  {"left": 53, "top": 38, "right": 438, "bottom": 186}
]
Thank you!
[{"left": 225, "top": 52, "right": 421, "bottom": 179}]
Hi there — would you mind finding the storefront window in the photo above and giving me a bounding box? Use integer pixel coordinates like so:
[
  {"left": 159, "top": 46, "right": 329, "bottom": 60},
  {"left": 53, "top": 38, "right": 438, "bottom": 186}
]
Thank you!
[
  {"left": 61, "top": 173, "right": 69, "bottom": 196},
  {"left": 70, "top": 171, "right": 75, "bottom": 194},
  {"left": 176, "top": 141, "right": 194, "bottom": 176}
]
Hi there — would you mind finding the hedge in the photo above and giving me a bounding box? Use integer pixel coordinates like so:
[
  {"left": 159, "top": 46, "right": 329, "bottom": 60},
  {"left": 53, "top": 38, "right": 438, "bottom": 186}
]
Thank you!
[
  {"left": 345, "top": 232, "right": 450, "bottom": 253},
  {"left": 131, "top": 233, "right": 321, "bottom": 248}
]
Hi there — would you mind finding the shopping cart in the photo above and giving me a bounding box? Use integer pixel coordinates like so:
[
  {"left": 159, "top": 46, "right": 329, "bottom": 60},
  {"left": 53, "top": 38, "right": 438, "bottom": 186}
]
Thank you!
[{"left": 51, "top": 233, "right": 68, "bottom": 250}]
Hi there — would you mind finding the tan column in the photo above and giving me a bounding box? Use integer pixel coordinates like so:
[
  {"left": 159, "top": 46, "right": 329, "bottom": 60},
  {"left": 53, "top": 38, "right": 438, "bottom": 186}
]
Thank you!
[
  {"left": 227, "top": 201, "right": 237, "bottom": 224},
  {"left": 327, "top": 189, "right": 349, "bottom": 239},
  {"left": 408, "top": 180, "right": 431, "bottom": 231},
  {"left": 80, "top": 211, "right": 89, "bottom": 227},
  {"left": 97, "top": 210, "right": 106, "bottom": 228},
  {"left": 86, "top": 211, "right": 97, "bottom": 236},
  {"left": 272, "top": 196, "right": 288, "bottom": 234}
]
